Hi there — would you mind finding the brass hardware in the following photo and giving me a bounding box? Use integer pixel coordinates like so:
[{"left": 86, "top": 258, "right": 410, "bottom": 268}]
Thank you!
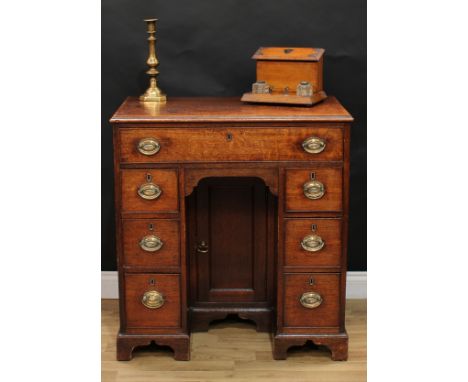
[
  {"left": 309, "top": 277, "right": 315, "bottom": 285},
  {"left": 149, "top": 223, "right": 154, "bottom": 231},
  {"left": 296, "top": 81, "right": 313, "bottom": 97},
  {"left": 226, "top": 133, "right": 233, "bottom": 141},
  {"left": 302, "top": 137, "right": 326, "bottom": 154},
  {"left": 140, "top": 19, "right": 167, "bottom": 103},
  {"left": 141, "top": 290, "right": 164, "bottom": 309},
  {"left": 252, "top": 81, "right": 270, "bottom": 94},
  {"left": 139, "top": 234, "right": 164, "bottom": 252},
  {"left": 301, "top": 234, "right": 325, "bottom": 252},
  {"left": 138, "top": 182, "right": 162, "bottom": 200},
  {"left": 197, "top": 241, "right": 209, "bottom": 254},
  {"left": 300, "top": 291, "right": 323, "bottom": 309},
  {"left": 138, "top": 138, "right": 161, "bottom": 155},
  {"left": 149, "top": 278, "right": 155, "bottom": 285},
  {"left": 303, "top": 179, "right": 325, "bottom": 200}
]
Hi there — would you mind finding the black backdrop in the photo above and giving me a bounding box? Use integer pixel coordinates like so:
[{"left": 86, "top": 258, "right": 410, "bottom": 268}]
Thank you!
[{"left": 102, "top": 0, "right": 366, "bottom": 271}]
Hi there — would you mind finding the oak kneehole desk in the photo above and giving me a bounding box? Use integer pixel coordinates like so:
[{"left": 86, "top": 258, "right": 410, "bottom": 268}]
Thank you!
[{"left": 110, "top": 97, "right": 353, "bottom": 361}]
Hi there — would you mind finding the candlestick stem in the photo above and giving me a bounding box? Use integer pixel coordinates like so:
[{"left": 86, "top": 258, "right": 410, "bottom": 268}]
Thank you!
[{"left": 140, "top": 18, "right": 166, "bottom": 103}]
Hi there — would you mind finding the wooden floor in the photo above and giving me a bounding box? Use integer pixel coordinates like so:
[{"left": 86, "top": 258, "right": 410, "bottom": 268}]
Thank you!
[{"left": 102, "top": 299, "right": 366, "bottom": 382}]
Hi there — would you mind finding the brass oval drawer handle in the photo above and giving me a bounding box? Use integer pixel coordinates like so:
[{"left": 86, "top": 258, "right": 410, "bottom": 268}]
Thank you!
[
  {"left": 302, "top": 137, "right": 326, "bottom": 154},
  {"left": 301, "top": 234, "right": 325, "bottom": 252},
  {"left": 137, "top": 183, "right": 162, "bottom": 200},
  {"left": 139, "top": 235, "right": 164, "bottom": 252},
  {"left": 138, "top": 138, "right": 161, "bottom": 156},
  {"left": 303, "top": 180, "right": 325, "bottom": 200},
  {"left": 141, "top": 290, "right": 165, "bottom": 309},
  {"left": 300, "top": 292, "right": 323, "bottom": 309}
]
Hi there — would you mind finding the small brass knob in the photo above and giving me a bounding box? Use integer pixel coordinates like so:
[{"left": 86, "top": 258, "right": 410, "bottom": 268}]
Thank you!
[
  {"left": 197, "top": 241, "right": 209, "bottom": 254},
  {"left": 303, "top": 180, "right": 325, "bottom": 200},
  {"left": 300, "top": 292, "right": 323, "bottom": 309},
  {"left": 137, "top": 182, "right": 162, "bottom": 200},
  {"left": 139, "top": 235, "right": 163, "bottom": 252},
  {"left": 302, "top": 137, "right": 326, "bottom": 154},
  {"left": 141, "top": 290, "right": 164, "bottom": 309},
  {"left": 138, "top": 138, "right": 161, "bottom": 156},
  {"left": 301, "top": 234, "right": 325, "bottom": 252}
]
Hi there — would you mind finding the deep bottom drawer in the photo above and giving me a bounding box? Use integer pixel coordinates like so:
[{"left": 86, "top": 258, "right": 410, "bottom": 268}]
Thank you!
[
  {"left": 124, "top": 273, "right": 181, "bottom": 328},
  {"left": 283, "top": 273, "right": 340, "bottom": 328}
]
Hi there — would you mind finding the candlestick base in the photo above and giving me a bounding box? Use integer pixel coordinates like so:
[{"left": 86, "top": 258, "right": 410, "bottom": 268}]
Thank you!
[{"left": 140, "top": 87, "right": 167, "bottom": 103}]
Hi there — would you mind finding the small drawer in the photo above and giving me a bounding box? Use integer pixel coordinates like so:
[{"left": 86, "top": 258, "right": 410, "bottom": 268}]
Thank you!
[
  {"left": 283, "top": 273, "right": 340, "bottom": 328},
  {"left": 119, "top": 126, "right": 343, "bottom": 163},
  {"left": 285, "top": 168, "right": 342, "bottom": 212},
  {"left": 121, "top": 169, "right": 178, "bottom": 214},
  {"left": 122, "top": 219, "right": 180, "bottom": 268},
  {"left": 124, "top": 273, "right": 181, "bottom": 328},
  {"left": 284, "top": 219, "right": 341, "bottom": 267}
]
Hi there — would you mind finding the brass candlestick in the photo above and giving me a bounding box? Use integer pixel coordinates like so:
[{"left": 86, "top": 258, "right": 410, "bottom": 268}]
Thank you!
[{"left": 140, "top": 18, "right": 166, "bottom": 103}]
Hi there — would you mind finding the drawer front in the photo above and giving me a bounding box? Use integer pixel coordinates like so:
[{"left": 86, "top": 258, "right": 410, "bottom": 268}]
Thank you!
[
  {"left": 119, "top": 127, "right": 343, "bottom": 163},
  {"left": 284, "top": 219, "right": 341, "bottom": 267},
  {"left": 121, "top": 169, "right": 179, "bottom": 213},
  {"left": 122, "top": 219, "right": 180, "bottom": 268},
  {"left": 285, "top": 168, "right": 342, "bottom": 212},
  {"left": 124, "top": 273, "right": 181, "bottom": 328},
  {"left": 283, "top": 273, "right": 340, "bottom": 328}
]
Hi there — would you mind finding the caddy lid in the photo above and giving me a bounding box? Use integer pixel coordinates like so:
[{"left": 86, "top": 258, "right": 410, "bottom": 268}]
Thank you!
[{"left": 252, "top": 47, "right": 324, "bottom": 62}]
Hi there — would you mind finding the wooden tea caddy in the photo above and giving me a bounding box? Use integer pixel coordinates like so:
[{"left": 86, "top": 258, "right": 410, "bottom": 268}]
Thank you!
[{"left": 241, "top": 47, "right": 327, "bottom": 106}]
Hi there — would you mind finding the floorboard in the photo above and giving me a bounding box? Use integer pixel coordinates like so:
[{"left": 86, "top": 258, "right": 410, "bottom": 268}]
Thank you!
[{"left": 102, "top": 299, "right": 366, "bottom": 381}]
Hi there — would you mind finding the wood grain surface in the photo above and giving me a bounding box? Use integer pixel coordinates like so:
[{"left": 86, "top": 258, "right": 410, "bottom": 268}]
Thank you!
[
  {"left": 284, "top": 218, "right": 342, "bottom": 268},
  {"left": 285, "top": 168, "right": 343, "bottom": 212},
  {"left": 121, "top": 169, "right": 179, "bottom": 214},
  {"left": 102, "top": 299, "right": 366, "bottom": 381},
  {"left": 110, "top": 97, "right": 353, "bottom": 123},
  {"left": 122, "top": 219, "right": 180, "bottom": 268},
  {"left": 124, "top": 273, "right": 181, "bottom": 329},
  {"left": 282, "top": 273, "right": 340, "bottom": 328},
  {"left": 119, "top": 126, "right": 343, "bottom": 163}
]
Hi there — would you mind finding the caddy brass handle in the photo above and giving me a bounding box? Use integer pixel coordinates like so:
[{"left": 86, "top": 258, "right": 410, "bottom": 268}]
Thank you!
[
  {"left": 303, "top": 180, "right": 325, "bottom": 200},
  {"left": 137, "top": 182, "right": 162, "bottom": 200},
  {"left": 138, "top": 138, "right": 160, "bottom": 156},
  {"left": 300, "top": 292, "right": 323, "bottom": 309},
  {"left": 139, "top": 234, "right": 163, "bottom": 252},
  {"left": 302, "top": 137, "right": 326, "bottom": 154},
  {"left": 301, "top": 234, "right": 325, "bottom": 252},
  {"left": 141, "top": 290, "right": 165, "bottom": 309}
]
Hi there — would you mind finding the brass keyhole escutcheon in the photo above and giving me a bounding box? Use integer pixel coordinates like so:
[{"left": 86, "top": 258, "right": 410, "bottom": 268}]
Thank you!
[
  {"left": 300, "top": 292, "right": 323, "bottom": 309},
  {"left": 226, "top": 133, "right": 233, "bottom": 141},
  {"left": 141, "top": 290, "right": 164, "bottom": 309}
]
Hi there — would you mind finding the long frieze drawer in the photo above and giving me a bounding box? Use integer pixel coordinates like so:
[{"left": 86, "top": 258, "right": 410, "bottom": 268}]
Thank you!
[
  {"left": 122, "top": 219, "right": 180, "bottom": 268},
  {"left": 124, "top": 273, "right": 181, "bottom": 328},
  {"left": 119, "top": 127, "right": 343, "bottom": 163},
  {"left": 283, "top": 273, "right": 340, "bottom": 328},
  {"left": 285, "top": 168, "right": 342, "bottom": 212},
  {"left": 284, "top": 219, "right": 341, "bottom": 267},
  {"left": 121, "top": 169, "right": 179, "bottom": 214}
]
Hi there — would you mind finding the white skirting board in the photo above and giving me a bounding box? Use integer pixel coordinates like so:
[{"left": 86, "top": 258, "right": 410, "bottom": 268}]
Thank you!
[{"left": 101, "top": 271, "right": 367, "bottom": 299}]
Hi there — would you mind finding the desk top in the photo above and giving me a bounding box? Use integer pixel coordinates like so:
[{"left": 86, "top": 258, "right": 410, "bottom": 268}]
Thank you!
[{"left": 110, "top": 96, "right": 353, "bottom": 124}]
